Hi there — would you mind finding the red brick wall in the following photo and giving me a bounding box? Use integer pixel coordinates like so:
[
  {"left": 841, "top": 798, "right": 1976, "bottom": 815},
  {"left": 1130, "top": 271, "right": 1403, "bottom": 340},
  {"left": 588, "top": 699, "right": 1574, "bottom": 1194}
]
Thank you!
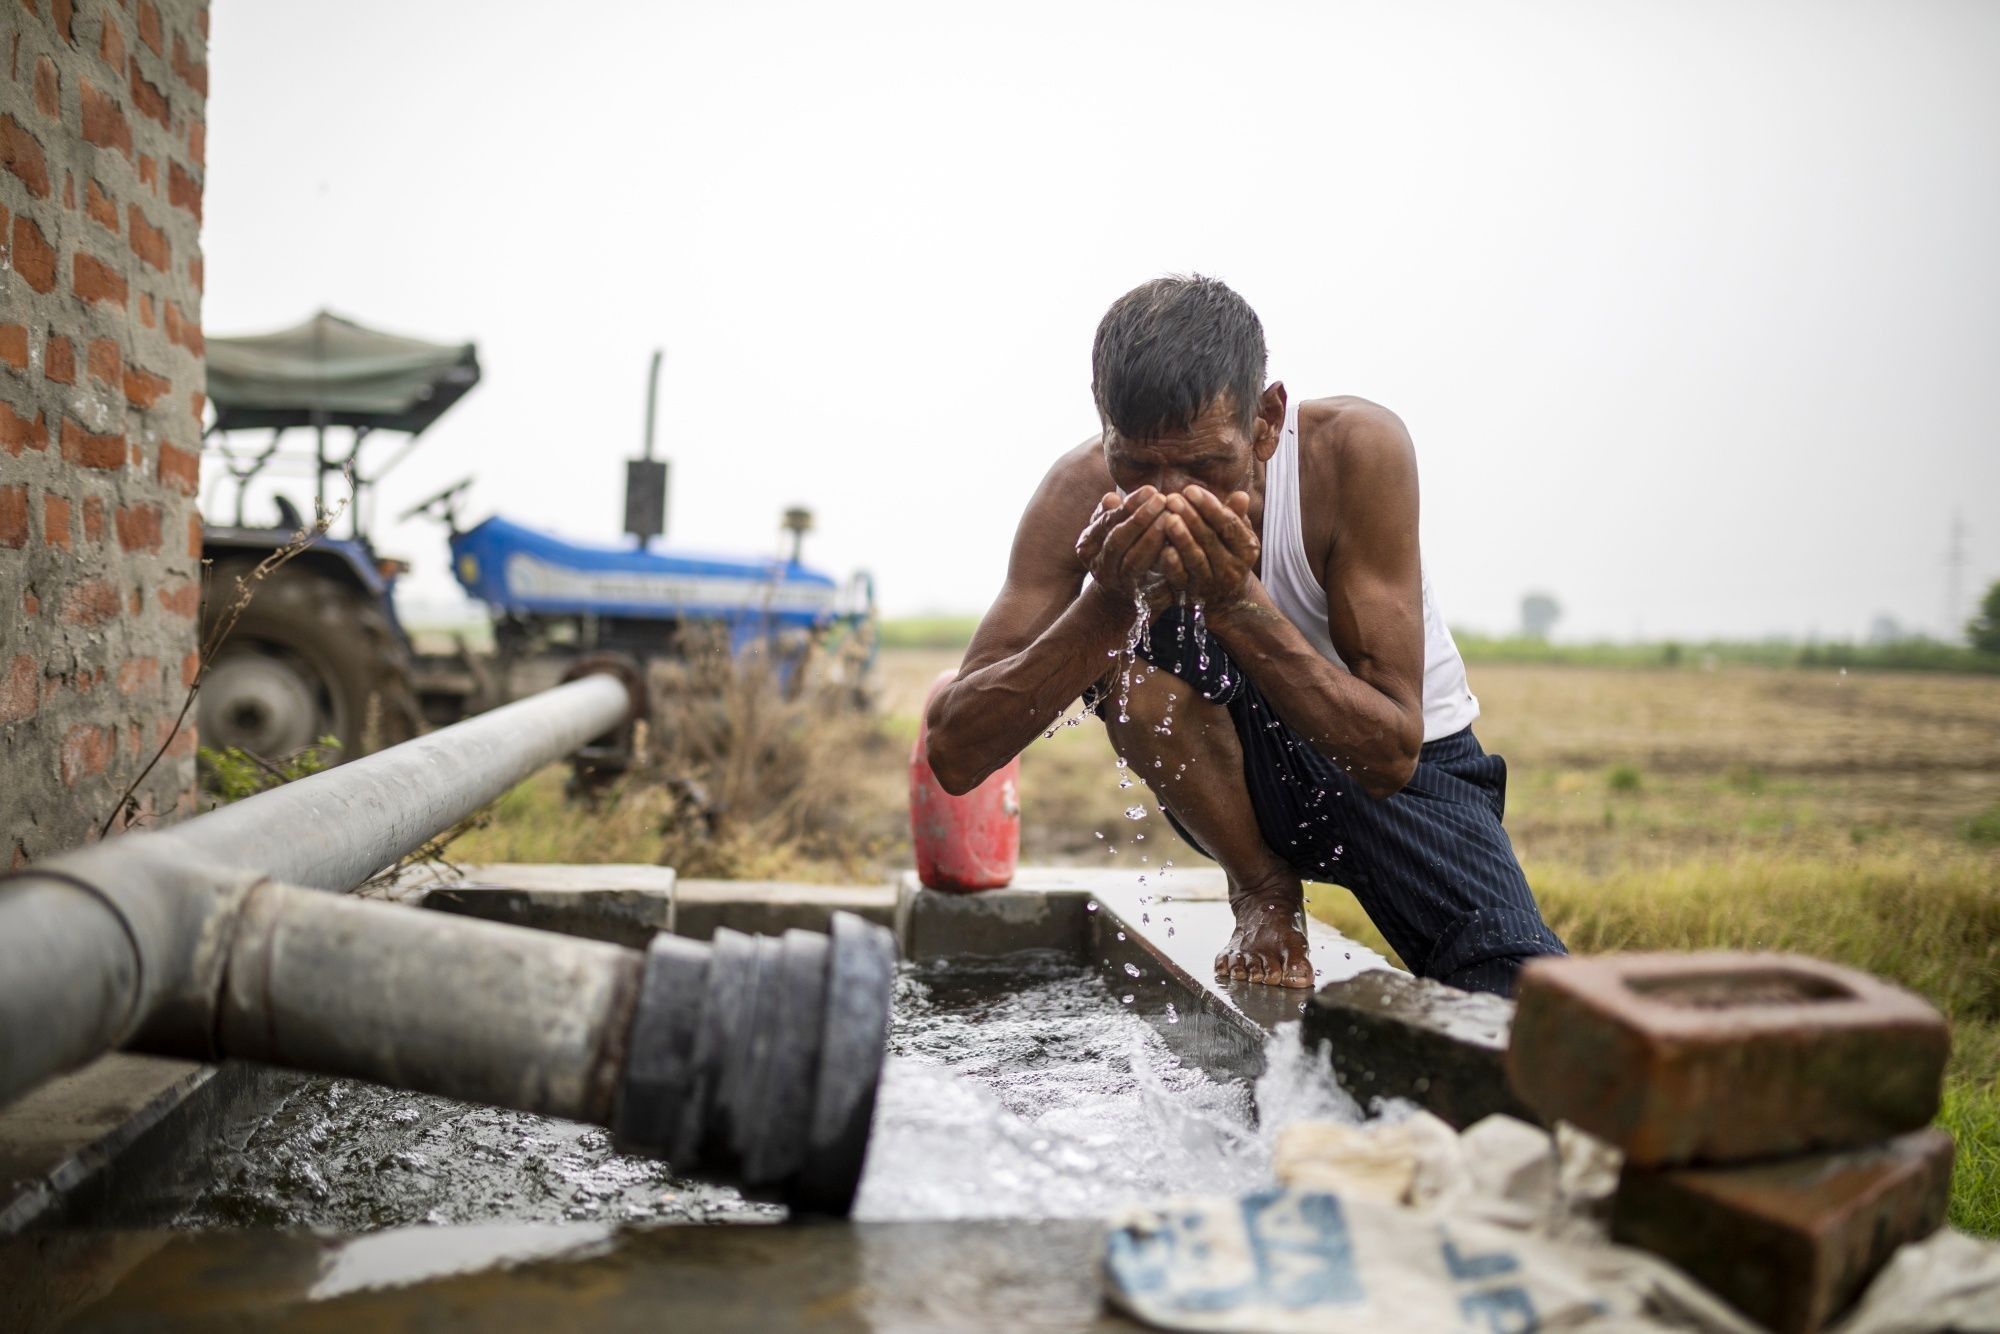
[{"left": 2, "top": 0, "right": 209, "bottom": 864}]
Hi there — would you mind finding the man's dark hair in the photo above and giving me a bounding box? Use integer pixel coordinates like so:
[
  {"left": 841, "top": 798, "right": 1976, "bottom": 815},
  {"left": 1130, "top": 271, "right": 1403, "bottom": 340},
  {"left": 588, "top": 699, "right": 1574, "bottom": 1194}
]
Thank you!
[{"left": 1091, "top": 275, "right": 1267, "bottom": 440}]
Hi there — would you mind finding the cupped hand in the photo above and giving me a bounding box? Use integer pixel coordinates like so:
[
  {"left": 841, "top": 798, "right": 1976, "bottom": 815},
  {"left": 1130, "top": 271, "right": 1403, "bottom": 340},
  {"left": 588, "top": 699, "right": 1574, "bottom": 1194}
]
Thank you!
[
  {"left": 1157, "top": 486, "right": 1258, "bottom": 608},
  {"left": 1075, "top": 487, "right": 1177, "bottom": 604}
]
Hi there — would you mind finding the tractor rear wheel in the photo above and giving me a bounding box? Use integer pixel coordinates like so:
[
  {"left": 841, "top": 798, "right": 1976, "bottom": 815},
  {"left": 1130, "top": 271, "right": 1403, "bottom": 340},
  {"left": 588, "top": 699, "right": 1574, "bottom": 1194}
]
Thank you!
[{"left": 197, "top": 563, "right": 421, "bottom": 763}]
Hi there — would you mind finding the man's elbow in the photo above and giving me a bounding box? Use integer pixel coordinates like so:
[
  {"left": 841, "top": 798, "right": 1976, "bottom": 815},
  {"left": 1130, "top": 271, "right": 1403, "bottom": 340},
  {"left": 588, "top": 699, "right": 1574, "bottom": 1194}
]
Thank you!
[
  {"left": 1358, "top": 722, "right": 1423, "bottom": 799},
  {"left": 923, "top": 696, "right": 982, "bottom": 796}
]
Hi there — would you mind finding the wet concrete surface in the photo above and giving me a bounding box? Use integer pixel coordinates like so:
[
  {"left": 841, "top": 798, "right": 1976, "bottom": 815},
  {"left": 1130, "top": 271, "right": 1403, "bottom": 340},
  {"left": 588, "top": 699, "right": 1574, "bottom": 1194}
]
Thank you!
[{"left": 5, "top": 1219, "right": 1140, "bottom": 1332}]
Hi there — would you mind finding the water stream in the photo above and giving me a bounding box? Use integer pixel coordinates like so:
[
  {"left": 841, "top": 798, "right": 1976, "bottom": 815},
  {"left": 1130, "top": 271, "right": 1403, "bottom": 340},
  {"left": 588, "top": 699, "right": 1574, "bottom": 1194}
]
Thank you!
[{"left": 170, "top": 951, "right": 1359, "bottom": 1230}]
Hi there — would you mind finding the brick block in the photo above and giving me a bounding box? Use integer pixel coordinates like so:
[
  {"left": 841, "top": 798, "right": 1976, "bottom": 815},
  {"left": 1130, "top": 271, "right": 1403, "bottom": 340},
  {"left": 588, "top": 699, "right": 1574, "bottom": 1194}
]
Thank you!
[
  {"left": 73, "top": 251, "right": 129, "bottom": 307},
  {"left": 128, "top": 205, "right": 168, "bottom": 268},
  {"left": 156, "top": 439, "right": 198, "bottom": 493},
  {"left": 45, "top": 335, "right": 75, "bottom": 383},
  {"left": 123, "top": 364, "right": 170, "bottom": 407},
  {"left": 128, "top": 58, "right": 169, "bottom": 127},
  {"left": 0, "top": 655, "right": 37, "bottom": 725},
  {"left": 167, "top": 160, "right": 200, "bottom": 221},
  {"left": 1612, "top": 1129, "right": 1953, "bottom": 1334},
  {"left": 12, "top": 214, "right": 58, "bottom": 293},
  {"left": 0, "top": 402, "right": 49, "bottom": 454},
  {"left": 83, "top": 179, "right": 118, "bottom": 232},
  {"left": 0, "top": 484, "right": 26, "bottom": 548},
  {"left": 114, "top": 501, "right": 161, "bottom": 551},
  {"left": 80, "top": 79, "right": 133, "bottom": 159},
  {"left": 33, "top": 56, "right": 60, "bottom": 119},
  {"left": 60, "top": 417, "right": 125, "bottom": 471},
  {"left": 86, "top": 336, "right": 121, "bottom": 384},
  {"left": 1507, "top": 953, "right": 1948, "bottom": 1166},
  {"left": 0, "top": 324, "right": 27, "bottom": 371},
  {"left": 60, "top": 723, "right": 113, "bottom": 784},
  {"left": 43, "top": 492, "right": 72, "bottom": 548},
  {"left": 138, "top": 0, "right": 164, "bottom": 55},
  {"left": 100, "top": 15, "right": 127, "bottom": 70},
  {"left": 1, "top": 114, "right": 52, "bottom": 198}
]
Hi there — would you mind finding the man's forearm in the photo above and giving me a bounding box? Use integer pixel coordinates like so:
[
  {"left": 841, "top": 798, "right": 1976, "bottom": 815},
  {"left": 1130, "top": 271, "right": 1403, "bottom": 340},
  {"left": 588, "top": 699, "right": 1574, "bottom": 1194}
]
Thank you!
[
  {"left": 926, "top": 581, "right": 1135, "bottom": 795},
  {"left": 1205, "top": 578, "right": 1423, "bottom": 797}
]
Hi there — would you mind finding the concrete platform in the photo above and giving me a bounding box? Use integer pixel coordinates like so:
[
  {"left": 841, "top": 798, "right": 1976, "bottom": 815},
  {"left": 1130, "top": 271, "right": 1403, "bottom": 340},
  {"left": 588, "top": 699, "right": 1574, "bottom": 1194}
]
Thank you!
[{"left": 375, "top": 861, "right": 680, "bottom": 948}]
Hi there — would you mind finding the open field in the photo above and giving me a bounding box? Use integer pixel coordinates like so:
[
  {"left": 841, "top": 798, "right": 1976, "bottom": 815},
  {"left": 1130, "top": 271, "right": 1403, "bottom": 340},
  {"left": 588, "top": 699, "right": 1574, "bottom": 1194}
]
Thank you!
[{"left": 456, "top": 649, "right": 2000, "bottom": 1233}]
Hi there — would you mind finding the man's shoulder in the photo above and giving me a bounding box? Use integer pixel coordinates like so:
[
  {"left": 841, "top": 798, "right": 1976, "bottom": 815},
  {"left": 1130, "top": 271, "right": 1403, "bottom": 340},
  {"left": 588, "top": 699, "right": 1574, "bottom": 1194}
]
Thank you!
[
  {"left": 1032, "top": 434, "right": 1114, "bottom": 507},
  {"left": 1298, "top": 395, "right": 1417, "bottom": 480}
]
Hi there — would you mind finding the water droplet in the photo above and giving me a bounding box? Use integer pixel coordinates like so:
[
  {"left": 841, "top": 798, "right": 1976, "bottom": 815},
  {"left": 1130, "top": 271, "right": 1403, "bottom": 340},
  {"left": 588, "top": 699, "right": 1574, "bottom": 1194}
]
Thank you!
[
  {"left": 1124, "top": 805, "right": 1147, "bottom": 820},
  {"left": 1165, "top": 1002, "right": 1180, "bottom": 1024},
  {"left": 1085, "top": 901, "right": 1099, "bottom": 913},
  {"left": 1123, "top": 962, "right": 1142, "bottom": 977},
  {"left": 1121, "top": 993, "right": 1135, "bottom": 1004}
]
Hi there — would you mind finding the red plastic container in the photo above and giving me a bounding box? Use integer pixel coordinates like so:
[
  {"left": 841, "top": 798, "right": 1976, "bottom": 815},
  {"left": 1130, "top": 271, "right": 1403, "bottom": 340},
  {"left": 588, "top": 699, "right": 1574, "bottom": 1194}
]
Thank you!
[{"left": 909, "top": 669, "right": 1020, "bottom": 891}]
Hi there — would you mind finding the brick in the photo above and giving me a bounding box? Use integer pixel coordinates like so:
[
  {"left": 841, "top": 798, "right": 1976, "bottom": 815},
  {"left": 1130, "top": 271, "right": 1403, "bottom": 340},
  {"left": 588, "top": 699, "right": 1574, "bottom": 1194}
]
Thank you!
[
  {"left": 0, "top": 484, "right": 25, "bottom": 547},
  {"left": 185, "top": 509, "right": 200, "bottom": 557},
  {"left": 0, "top": 654, "right": 36, "bottom": 724},
  {"left": 127, "top": 204, "right": 168, "bottom": 268},
  {"left": 187, "top": 253, "right": 201, "bottom": 291},
  {"left": 128, "top": 58, "right": 168, "bottom": 127},
  {"left": 157, "top": 439, "right": 198, "bottom": 493},
  {"left": 114, "top": 501, "right": 160, "bottom": 551},
  {"left": 171, "top": 33, "right": 206, "bottom": 96},
  {"left": 137, "top": 0, "right": 162, "bottom": 55},
  {"left": 63, "top": 173, "right": 75, "bottom": 210},
  {"left": 1507, "top": 952, "right": 1948, "bottom": 1166},
  {"left": 137, "top": 292, "right": 156, "bottom": 327},
  {"left": 73, "top": 250, "right": 129, "bottom": 306},
  {"left": 44, "top": 334, "right": 74, "bottom": 383},
  {"left": 0, "top": 401, "right": 49, "bottom": 454},
  {"left": 99, "top": 13, "right": 124, "bottom": 69},
  {"left": 84, "top": 178, "right": 117, "bottom": 232},
  {"left": 81, "top": 494, "right": 102, "bottom": 542},
  {"left": 137, "top": 153, "right": 156, "bottom": 189},
  {"left": 62, "top": 576, "right": 120, "bottom": 625},
  {"left": 42, "top": 492, "right": 71, "bottom": 548},
  {"left": 22, "top": 589, "right": 37, "bottom": 616},
  {"left": 1, "top": 113, "right": 51, "bottom": 197},
  {"left": 1613, "top": 1129, "right": 1953, "bottom": 1334},
  {"left": 51, "top": 0, "right": 71, "bottom": 44},
  {"left": 60, "top": 417, "right": 124, "bottom": 470},
  {"left": 123, "top": 364, "right": 170, "bottom": 408},
  {"left": 180, "top": 649, "right": 199, "bottom": 687},
  {"left": 162, "top": 717, "right": 196, "bottom": 758},
  {"left": 167, "top": 160, "right": 200, "bottom": 220},
  {"left": 164, "top": 300, "right": 200, "bottom": 353},
  {"left": 158, "top": 578, "right": 198, "bottom": 617},
  {"left": 0, "top": 323, "right": 26, "bottom": 371},
  {"left": 186, "top": 117, "right": 203, "bottom": 167},
  {"left": 32, "top": 55, "right": 58, "bottom": 119},
  {"left": 79, "top": 78, "right": 132, "bottom": 158},
  {"left": 86, "top": 335, "right": 121, "bottom": 384},
  {"left": 12, "top": 213, "right": 58, "bottom": 292},
  {"left": 117, "top": 655, "right": 160, "bottom": 695},
  {"left": 60, "top": 723, "right": 112, "bottom": 784}
]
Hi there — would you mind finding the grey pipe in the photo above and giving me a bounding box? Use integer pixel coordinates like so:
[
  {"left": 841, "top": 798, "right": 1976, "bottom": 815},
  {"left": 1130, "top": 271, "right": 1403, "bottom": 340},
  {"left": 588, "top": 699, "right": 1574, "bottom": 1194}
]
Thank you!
[
  {"left": 172, "top": 672, "right": 631, "bottom": 890},
  {"left": 218, "top": 881, "right": 643, "bottom": 1125},
  {"left": 0, "top": 671, "right": 632, "bottom": 1106}
]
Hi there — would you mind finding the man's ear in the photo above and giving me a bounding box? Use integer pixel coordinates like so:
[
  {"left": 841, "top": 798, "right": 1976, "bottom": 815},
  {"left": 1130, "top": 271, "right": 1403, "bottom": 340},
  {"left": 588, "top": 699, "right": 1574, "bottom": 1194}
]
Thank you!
[{"left": 1252, "top": 381, "right": 1287, "bottom": 461}]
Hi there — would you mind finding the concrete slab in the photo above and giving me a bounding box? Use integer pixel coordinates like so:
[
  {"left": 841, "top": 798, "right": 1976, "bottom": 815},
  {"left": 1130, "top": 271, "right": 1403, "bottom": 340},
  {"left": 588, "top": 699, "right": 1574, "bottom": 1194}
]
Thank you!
[
  {"left": 378, "top": 862, "right": 680, "bottom": 949},
  {"left": 1303, "top": 970, "right": 1534, "bottom": 1127},
  {"left": 1085, "top": 872, "right": 1395, "bottom": 1082},
  {"left": 0, "top": 1058, "right": 284, "bottom": 1235},
  {"left": 672, "top": 879, "right": 896, "bottom": 941},
  {"left": 4, "top": 1219, "right": 1137, "bottom": 1332},
  {"left": 893, "top": 868, "right": 1104, "bottom": 959}
]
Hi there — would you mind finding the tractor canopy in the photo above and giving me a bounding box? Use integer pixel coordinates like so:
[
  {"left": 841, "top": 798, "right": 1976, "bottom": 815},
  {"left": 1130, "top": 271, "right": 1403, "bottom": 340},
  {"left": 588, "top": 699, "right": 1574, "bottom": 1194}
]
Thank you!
[{"left": 206, "top": 310, "right": 481, "bottom": 435}]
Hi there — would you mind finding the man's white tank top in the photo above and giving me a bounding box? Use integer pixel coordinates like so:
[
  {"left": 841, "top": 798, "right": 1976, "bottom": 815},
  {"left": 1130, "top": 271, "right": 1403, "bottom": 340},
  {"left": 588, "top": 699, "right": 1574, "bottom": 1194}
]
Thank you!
[{"left": 1260, "top": 393, "right": 1480, "bottom": 742}]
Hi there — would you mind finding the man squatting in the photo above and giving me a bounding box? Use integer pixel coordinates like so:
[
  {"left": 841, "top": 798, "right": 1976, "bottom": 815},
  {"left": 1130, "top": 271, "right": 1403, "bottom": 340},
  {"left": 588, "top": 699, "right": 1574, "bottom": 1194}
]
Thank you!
[{"left": 924, "top": 276, "right": 1567, "bottom": 997}]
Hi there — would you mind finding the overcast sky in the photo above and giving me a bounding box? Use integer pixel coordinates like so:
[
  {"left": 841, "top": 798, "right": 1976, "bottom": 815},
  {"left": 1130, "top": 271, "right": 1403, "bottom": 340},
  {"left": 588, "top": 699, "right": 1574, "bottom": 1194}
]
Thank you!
[{"left": 201, "top": 0, "right": 2000, "bottom": 641}]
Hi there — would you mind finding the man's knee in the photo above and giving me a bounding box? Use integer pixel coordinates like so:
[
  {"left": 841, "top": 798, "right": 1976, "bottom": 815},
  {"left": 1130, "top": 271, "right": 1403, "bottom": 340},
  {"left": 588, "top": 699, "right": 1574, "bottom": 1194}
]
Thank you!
[{"left": 1101, "top": 660, "right": 1221, "bottom": 743}]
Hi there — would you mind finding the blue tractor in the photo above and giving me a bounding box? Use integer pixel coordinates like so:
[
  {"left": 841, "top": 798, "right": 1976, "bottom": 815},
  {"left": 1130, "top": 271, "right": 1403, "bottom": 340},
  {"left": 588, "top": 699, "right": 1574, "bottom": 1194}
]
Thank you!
[{"left": 201, "top": 314, "right": 874, "bottom": 767}]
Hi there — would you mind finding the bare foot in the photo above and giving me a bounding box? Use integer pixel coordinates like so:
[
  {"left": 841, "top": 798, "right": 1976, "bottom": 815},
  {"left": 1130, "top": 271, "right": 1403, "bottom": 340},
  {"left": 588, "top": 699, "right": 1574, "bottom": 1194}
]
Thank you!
[{"left": 1214, "top": 882, "right": 1314, "bottom": 988}]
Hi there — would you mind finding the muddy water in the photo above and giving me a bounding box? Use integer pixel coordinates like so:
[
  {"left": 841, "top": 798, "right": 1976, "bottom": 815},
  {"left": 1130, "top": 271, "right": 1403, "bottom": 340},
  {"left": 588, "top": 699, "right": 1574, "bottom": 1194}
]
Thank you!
[{"left": 173, "top": 951, "right": 1359, "bottom": 1230}]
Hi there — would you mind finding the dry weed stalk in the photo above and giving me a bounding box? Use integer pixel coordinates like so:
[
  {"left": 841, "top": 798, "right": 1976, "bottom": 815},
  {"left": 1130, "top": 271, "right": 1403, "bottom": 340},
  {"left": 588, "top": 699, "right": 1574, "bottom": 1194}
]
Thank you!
[{"left": 99, "top": 489, "right": 349, "bottom": 838}]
